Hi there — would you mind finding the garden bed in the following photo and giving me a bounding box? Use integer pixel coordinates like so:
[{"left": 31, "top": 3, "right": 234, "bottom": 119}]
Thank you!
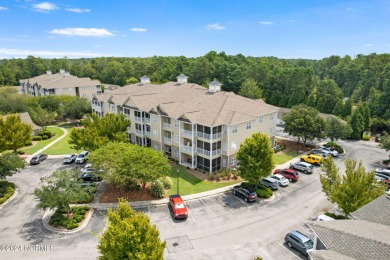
[
  {"left": 0, "top": 181, "right": 16, "bottom": 205},
  {"left": 48, "top": 206, "right": 91, "bottom": 230}
]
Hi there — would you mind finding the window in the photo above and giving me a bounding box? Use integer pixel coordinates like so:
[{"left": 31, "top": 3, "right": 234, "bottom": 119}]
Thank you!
[
  {"left": 231, "top": 157, "right": 236, "bottom": 166},
  {"left": 82, "top": 94, "right": 86, "bottom": 98},
  {"left": 223, "top": 126, "right": 228, "bottom": 134},
  {"left": 153, "top": 130, "right": 158, "bottom": 138},
  {"left": 153, "top": 115, "right": 158, "bottom": 123},
  {"left": 111, "top": 105, "right": 115, "bottom": 112},
  {"left": 269, "top": 113, "right": 274, "bottom": 120},
  {"left": 258, "top": 129, "right": 263, "bottom": 134},
  {"left": 223, "top": 142, "right": 227, "bottom": 152},
  {"left": 175, "top": 120, "right": 179, "bottom": 128},
  {"left": 232, "top": 125, "right": 237, "bottom": 134},
  {"left": 258, "top": 115, "right": 264, "bottom": 123},
  {"left": 231, "top": 141, "right": 237, "bottom": 150},
  {"left": 222, "top": 159, "right": 227, "bottom": 167},
  {"left": 82, "top": 86, "right": 86, "bottom": 91},
  {"left": 175, "top": 134, "right": 179, "bottom": 143},
  {"left": 175, "top": 150, "right": 179, "bottom": 158},
  {"left": 269, "top": 127, "right": 274, "bottom": 134},
  {"left": 246, "top": 122, "right": 251, "bottom": 130},
  {"left": 91, "top": 86, "right": 95, "bottom": 90}
]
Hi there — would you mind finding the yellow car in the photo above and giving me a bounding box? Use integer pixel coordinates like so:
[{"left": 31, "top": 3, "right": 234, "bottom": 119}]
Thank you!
[{"left": 300, "top": 154, "right": 324, "bottom": 166}]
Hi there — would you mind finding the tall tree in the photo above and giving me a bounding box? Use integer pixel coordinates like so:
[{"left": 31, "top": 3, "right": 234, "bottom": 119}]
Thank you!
[
  {"left": 34, "top": 170, "right": 93, "bottom": 218},
  {"left": 320, "top": 158, "right": 386, "bottom": 217},
  {"left": 0, "top": 153, "right": 26, "bottom": 180},
  {"left": 236, "top": 133, "right": 275, "bottom": 188},
  {"left": 89, "top": 142, "right": 171, "bottom": 189},
  {"left": 325, "top": 116, "right": 352, "bottom": 142},
  {"left": 28, "top": 106, "right": 56, "bottom": 131},
  {"left": 349, "top": 109, "right": 364, "bottom": 139},
  {"left": 332, "top": 100, "right": 344, "bottom": 117},
  {"left": 69, "top": 113, "right": 130, "bottom": 151},
  {"left": 62, "top": 97, "right": 92, "bottom": 119},
  {"left": 0, "top": 114, "right": 33, "bottom": 152},
  {"left": 238, "top": 78, "right": 262, "bottom": 99},
  {"left": 282, "top": 105, "right": 327, "bottom": 145},
  {"left": 342, "top": 98, "right": 353, "bottom": 118},
  {"left": 316, "top": 79, "right": 343, "bottom": 114},
  {"left": 98, "top": 200, "right": 166, "bottom": 260}
]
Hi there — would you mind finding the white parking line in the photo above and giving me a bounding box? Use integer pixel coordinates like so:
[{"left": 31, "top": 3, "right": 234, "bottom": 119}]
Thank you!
[
  {"left": 277, "top": 242, "right": 301, "bottom": 260},
  {"left": 200, "top": 199, "right": 217, "bottom": 217},
  {"left": 216, "top": 196, "right": 234, "bottom": 213}
]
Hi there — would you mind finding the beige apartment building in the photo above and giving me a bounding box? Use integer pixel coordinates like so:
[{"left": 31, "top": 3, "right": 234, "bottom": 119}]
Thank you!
[
  {"left": 92, "top": 75, "right": 278, "bottom": 172},
  {"left": 20, "top": 69, "right": 101, "bottom": 101}
]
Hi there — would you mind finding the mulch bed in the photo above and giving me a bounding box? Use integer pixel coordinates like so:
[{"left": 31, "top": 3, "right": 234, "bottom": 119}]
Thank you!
[{"left": 99, "top": 183, "right": 155, "bottom": 203}]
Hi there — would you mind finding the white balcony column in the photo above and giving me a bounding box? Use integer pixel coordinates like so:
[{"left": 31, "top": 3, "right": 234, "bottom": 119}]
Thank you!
[
  {"left": 191, "top": 124, "right": 195, "bottom": 169},
  {"left": 179, "top": 121, "right": 182, "bottom": 165},
  {"left": 210, "top": 126, "right": 213, "bottom": 173},
  {"left": 141, "top": 112, "right": 144, "bottom": 146}
]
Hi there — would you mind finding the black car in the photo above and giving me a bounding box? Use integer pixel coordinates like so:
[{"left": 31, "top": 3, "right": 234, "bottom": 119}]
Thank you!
[
  {"left": 30, "top": 154, "right": 48, "bottom": 165},
  {"left": 232, "top": 185, "right": 257, "bottom": 202},
  {"left": 78, "top": 173, "right": 102, "bottom": 182}
]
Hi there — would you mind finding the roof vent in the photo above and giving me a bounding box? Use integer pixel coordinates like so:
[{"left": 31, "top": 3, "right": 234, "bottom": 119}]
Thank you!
[
  {"left": 59, "top": 69, "right": 65, "bottom": 74},
  {"left": 140, "top": 75, "right": 150, "bottom": 85},
  {"left": 46, "top": 70, "right": 52, "bottom": 75},
  {"left": 176, "top": 74, "right": 188, "bottom": 84},
  {"left": 208, "top": 80, "right": 222, "bottom": 93}
]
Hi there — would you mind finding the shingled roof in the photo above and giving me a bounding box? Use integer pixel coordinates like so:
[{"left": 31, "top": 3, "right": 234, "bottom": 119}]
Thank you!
[
  {"left": 350, "top": 194, "right": 390, "bottom": 226},
  {"left": 307, "top": 220, "right": 390, "bottom": 260},
  {"left": 20, "top": 72, "right": 100, "bottom": 89},
  {"left": 309, "top": 249, "right": 355, "bottom": 260}
]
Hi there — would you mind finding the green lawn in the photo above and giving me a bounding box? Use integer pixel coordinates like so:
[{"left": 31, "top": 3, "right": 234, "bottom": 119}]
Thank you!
[
  {"left": 167, "top": 164, "right": 241, "bottom": 196},
  {"left": 22, "top": 127, "right": 65, "bottom": 155},
  {"left": 273, "top": 150, "right": 301, "bottom": 165},
  {"left": 44, "top": 127, "right": 79, "bottom": 155}
]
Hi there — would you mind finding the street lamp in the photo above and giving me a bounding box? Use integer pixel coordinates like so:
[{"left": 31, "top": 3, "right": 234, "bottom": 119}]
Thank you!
[{"left": 176, "top": 169, "right": 180, "bottom": 195}]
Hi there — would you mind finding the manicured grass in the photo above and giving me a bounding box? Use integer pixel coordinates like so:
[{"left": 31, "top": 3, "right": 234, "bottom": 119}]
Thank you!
[
  {"left": 22, "top": 127, "right": 64, "bottom": 155},
  {"left": 0, "top": 181, "right": 16, "bottom": 205},
  {"left": 44, "top": 127, "right": 79, "bottom": 155},
  {"left": 167, "top": 164, "right": 241, "bottom": 196},
  {"left": 273, "top": 150, "right": 301, "bottom": 165}
]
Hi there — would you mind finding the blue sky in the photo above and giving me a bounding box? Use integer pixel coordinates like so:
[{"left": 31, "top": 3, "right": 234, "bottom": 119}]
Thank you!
[{"left": 1, "top": 0, "right": 390, "bottom": 59}]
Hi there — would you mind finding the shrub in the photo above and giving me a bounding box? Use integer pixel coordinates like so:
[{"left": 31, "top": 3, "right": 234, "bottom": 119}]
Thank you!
[
  {"left": 17, "top": 150, "right": 25, "bottom": 155},
  {"left": 325, "top": 212, "right": 347, "bottom": 219},
  {"left": 51, "top": 132, "right": 56, "bottom": 137},
  {"left": 42, "top": 135, "right": 48, "bottom": 140},
  {"left": 160, "top": 176, "right": 172, "bottom": 189},
  {"left": 256, "top": 189, "right": 272, "bottom": 198},
  {"left": 38, "top": 131, "right": 45, "bottom": 136},
  {"left": 0, "top": 181, "right": 16, "bottom": 205},
  {"left": 150, "top": 181, "right": 165, "bottom": 198},
  {"left": 362, "top": 133, "right": 371, "bottom": 141},
  {"left": 32, "top": 136, "right": 42, "bottom": 141},
  {"left": 43, "top": 131, "right": 52, "bottom": 138},
  {"left": 48, "top": 206, "right": 90, "bottom": 229},
  {"left": 324, "top": 142, "right": 344, "bottom": 154},
  {"left": 24, "top": 141, "right": 32, "bottom": 146}
]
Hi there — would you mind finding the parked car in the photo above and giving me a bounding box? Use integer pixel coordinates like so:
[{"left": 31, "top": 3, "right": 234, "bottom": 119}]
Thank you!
[
  {"left": 232, "top": 185, "right": 257, "bottom": 202},
  {"left": 30, "top": 154, "right": 48, "bottom": 165},
  {"left": 260, "top": 177, "right": 279, "bottom": 191},
  {"left": 78, "top": 173, "right": 102, "bottom": 182},
  {"left": 319, "top": 146, "right": 339, "bottom": 157},
  {"left": 309, "top": 149, "right": 331, "bottom": 158},
  {"left": 300, "top": 154, "right": 324, "bottom": 165},
  {"left": 375, "top": 173, "right": 390, "bottom": 188},
  {"left": 285, "top": 230, "right": 314, "bottom": 256},
  {"left": 375, "top": 168, "right": 390, "bottom": 177},
  {"left": 169, "top": 194, "right": 188, "bottom": 219},
  {"left": 81, "top": 164, "right": 95, "bottom": 174},
  {"left": 270, "top": 174, "right": 289, "bottom": 187},
  {"left": 273, "top": 169, "right": 299, "bottom": 182},
  {"left": 63, "top": 154, "right": 77, "bottom": 164},
  {"left": 75, "top": 151, "right": 89, "bottom": 164},
  {"left": 316, "top": 214, "right": 335, "bottom": 221},
  {"left": 290, "top": 161, "right": 313, "bottom": 174}
]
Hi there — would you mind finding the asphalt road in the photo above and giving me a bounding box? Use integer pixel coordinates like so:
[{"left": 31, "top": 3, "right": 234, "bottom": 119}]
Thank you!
[{"left": 0, "top": 133, "right": 388, "bottom": 260}]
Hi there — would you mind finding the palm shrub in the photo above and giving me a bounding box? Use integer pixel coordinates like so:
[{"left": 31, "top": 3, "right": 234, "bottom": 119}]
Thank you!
[
  {"left": 150, "top": 181, "right": 165, "bottom": 198},
  {"left": 159, "top": 176, "right": 172, "bottom": 189}
]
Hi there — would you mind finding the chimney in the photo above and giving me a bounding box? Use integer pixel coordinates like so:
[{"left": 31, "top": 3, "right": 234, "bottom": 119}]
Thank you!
[
  {"left": 140, "top": 75, "right": 150, "bottom": 85},
  {"left": 46, "top": 70, "right": 52, "bottom": 75},
  {"left": 176, "top": 74, "right": 188, "bottom": 85},
  {"left": 59, "top": 69, "right": 65, "bottom": 74},
  {"left": 208, "top": 80, "right": 222, "bottom": 93}
]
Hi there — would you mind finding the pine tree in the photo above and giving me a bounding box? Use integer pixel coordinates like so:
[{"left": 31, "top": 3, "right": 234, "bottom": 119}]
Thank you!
[
  {"left": 349, "top": 110, "right": 364, "bottom": 139},
  {"left": 238, "top": 78, "right": 262, "bottom": 99}
]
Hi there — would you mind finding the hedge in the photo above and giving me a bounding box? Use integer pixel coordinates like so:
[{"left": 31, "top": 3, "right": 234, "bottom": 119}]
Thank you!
[
  {"left": 48, "top": 206, "right": 90, "bottom": 229},
  {"left": 32, "top": 136, "right": 42, "bottom": 141},
  {"left": 0, "top": 181, "right": 16, "bottom": 205}
]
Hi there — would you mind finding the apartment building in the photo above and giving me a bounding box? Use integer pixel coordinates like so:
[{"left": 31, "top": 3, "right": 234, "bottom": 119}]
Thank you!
[
  {"left": 20, "top": 70, "right": 102, "bottom": 101},
  {"left": 92, "top": 74, "right": 278, "bottom": 172}
]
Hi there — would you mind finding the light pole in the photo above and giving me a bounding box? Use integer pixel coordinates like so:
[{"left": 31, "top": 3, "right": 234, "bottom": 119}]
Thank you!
[{"left": 176, "top": 169, "right": 180, "bottom": 195}]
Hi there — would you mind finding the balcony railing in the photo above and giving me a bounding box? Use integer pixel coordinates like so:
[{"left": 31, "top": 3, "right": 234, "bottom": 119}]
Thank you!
[
  {"left": 93, "top": 106, "right": 102, "bottom": 112},
  {"left": 212, "top": 148, "right": 221, "bottom": 156},
  {"left": 135, "top": 116, "right": 142, "bottom": 122},
  {"left": 212, "top": 132, "right": 222, "bottom": 139},
  {"left": 197, "top": 132, "right": 210, "bottom": 139},
  {"left": 143, "top": 117, "right": 151, "bottom": 124},
  {"left": 135, "top": 129, "right": 143, "bottom": 135},
  {"left": 145, "top": 131, "right": 151, "bottom": 137},
  {"left": 164, "top": 123, "right": 171, "bottom": 129},
  {"left": 181, "top": 145, "right": 194, "bottom": 154},
  {"left": 126, "top": 127, "right": 131, "bottom": 133},
  {"left": 181, "top": 129, "right": 193, "bottom": 138},
  {"left": 164, "top": 137, "right": 171, "bottom": 144},
  {"left": 123, "top": 114, "right": 130, "bottom": 120},
  {"left": 197, "top": 147, "right": 210, "bottom": 156}
]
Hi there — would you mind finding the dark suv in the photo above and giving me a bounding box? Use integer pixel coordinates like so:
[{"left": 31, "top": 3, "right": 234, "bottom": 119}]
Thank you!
[
  {"left": 232, "top": 185, "right": 257, "bottom": 202},
  {"left": 285, "top": 230, "right": 314, "bottom": 256},
  {"left": 273, "top": 169, "right": 299, "bottom": 182}
]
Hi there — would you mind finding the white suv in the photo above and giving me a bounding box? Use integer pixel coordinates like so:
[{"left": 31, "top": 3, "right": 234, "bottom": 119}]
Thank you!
[{"left": 75, "top": 151, "right": 89, "bottom": 164}]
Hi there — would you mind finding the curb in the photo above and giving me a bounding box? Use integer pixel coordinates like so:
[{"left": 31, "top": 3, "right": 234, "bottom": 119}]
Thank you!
[
  {"left": 42, "top": 208, "right": 94, "bottom": 234},
  {"left": 0, "top": 187, "right": 19, "bottom": 210}
]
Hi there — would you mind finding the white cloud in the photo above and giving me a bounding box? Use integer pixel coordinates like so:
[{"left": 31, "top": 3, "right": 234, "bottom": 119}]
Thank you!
[
  {"left": 287, "top": 19, "right": 295, "bottom": 23},
  {"left": 65, "top": 8, "right": 91, "bottom": 13},
  {"left": 49, "top": 28, "right": 114, "bottom": 37},
  {"left": 259, "top": 21, "right": 273, "bottom": 25},
  {"left": 0, "top": 48, "right": 111, "bottom": 58},
  {"left": 130, "top": 28, "right": 147, "bottom": 32},
  {"left": 0, "top": 6, "right": 8, "bottom": 11},
  {"left": 32, "top": 2, "right": 59, "bottom": 12},
  {"left": 207, "top": 23, "right": 225, "bottom": 30},
  {"left": 364, "top": 43, "right": 373, "bottom": 47}
]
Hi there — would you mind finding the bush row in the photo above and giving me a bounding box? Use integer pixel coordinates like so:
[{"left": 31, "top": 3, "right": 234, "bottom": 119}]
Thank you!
[
  {"left": 0, "top": 181, "right": 16, "bottom": 205},
  {"left": 32, "top": 131, "right": 56, "bottom": 141},
  {"left": 241, "top": 182, "right": 273, "bottom": 198},
  {"left": 325, "top": 212, "right": 347, "bottom": 219},
  {"left": 49, "top": 206, "right": 90, "bottom": 230},
  {"left": 324, "top": 142, "right": 344, "bottom": 154}
]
